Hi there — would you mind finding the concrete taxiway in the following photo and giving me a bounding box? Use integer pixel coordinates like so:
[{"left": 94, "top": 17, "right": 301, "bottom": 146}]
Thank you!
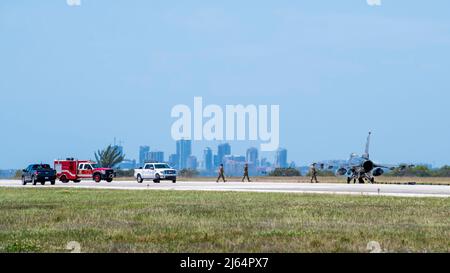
[{"left": 1, "top": 179, "right": 449, "bottom": 198}]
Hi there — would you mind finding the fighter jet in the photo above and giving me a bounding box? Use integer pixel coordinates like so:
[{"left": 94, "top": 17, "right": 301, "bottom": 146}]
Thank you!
[{"left": 318, "top": 132, "right": 409, "bottom": 184}]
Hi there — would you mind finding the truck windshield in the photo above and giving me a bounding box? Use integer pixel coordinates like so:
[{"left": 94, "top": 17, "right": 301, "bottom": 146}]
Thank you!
[{"left": 154, "top": 164, "right": 170, "bottom": 169}]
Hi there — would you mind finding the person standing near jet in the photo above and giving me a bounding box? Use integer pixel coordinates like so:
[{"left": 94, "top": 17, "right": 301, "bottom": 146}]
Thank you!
[
  {"left": 310, "top": 163, "right": 319, "bottom": 183},
  {"left": 242, "top": 163, "right": 251, "bottom": 182},
  {"left": 217, "top": 164, "right": 226, "bottom": 183}
]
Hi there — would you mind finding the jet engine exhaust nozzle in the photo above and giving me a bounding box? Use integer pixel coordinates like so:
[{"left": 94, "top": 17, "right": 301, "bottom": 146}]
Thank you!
[
  {"left": 363, "top": 160, "right": 374, "bottom": 172},
  {"left": 372, "top": 168, "right": 384, "bottom": 177}
]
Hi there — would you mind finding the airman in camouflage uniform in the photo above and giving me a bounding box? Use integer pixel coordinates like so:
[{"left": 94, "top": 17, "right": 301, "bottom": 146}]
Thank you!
[
  {"left": 216, "top": 164, "right": 226, "bottom": 183},
  {"left": 242, "top": 163, "right": 251, "bottom": 182},
  {"left": 310, "top": 163, "right": 319, "bottom": 183}
]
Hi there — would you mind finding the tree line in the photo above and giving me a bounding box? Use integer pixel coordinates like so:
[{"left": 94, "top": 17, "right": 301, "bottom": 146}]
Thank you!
[
  {"left": 386, "top": 165, "right": 450, "bottom": 177},
  {"left": 269, "top": 166, "right": 450, "bottom": 177},
  {"left": 10, "top": 144, "right": 450, "bottom": 178}
]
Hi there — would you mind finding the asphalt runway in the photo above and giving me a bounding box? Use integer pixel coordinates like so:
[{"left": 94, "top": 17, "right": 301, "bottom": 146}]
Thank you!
[{"left": 1, "top": 179, "right": 450, "bottom": 198}]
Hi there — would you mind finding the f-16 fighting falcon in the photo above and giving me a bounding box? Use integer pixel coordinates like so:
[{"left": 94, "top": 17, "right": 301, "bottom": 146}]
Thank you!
[{"left": 318, "top": 132, "right": 409, "bottom": 184}]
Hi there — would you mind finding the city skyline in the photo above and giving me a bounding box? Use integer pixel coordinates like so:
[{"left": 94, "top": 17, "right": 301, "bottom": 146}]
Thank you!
[
  {"left": 1, "top": 1, "right": 450, "bottom": 168},
  {"left": 111, "top": 139, "right": 436, "bottom": 173},
  {"left": 119, "top": 139, "right": 280, "bottom": 171},
  {"left": 0, "top": 134, "right": 442, "bottom": 170}
]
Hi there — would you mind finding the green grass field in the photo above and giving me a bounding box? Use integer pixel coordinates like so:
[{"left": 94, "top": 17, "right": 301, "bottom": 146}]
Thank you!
[{"left": 0, "top": 188, "right": 449, "bottom": 253}]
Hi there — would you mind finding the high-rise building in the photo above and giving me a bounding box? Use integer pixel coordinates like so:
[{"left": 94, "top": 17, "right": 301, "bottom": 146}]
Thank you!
[
  {"left": 139, "top": 146, "right": 150, "bottom": 165},
  {"left": 217, "top": 143, "right": 231, "bottom": 166},
  {"left": 169, "top": 154, "right": 178, "bottom": 168},
  {"left": 203, "top": 147, "right": 213, "bottom": 172},
  {"left": 148, "top": 151, "right": 164, "bottom": 163},
  {"left": 186, "top": 156, "right": 198, "bottom": 170},
  {"left": 213, "top": 155, "right": 219, "bottom": 168},
  {"left": 176, "top": 139, "right": 192, "bottom": 169},
  {"left": 223, "top": 155, "right": 246, "bottom": 176},
  {"left": 260, "top": 157, "right": 272, "bottom": 167},
  {"left": 275, "top": 148, "right": 288, "bottom": 168},
  {"left": 113, "top": 145, "right": 124, "bottom": 156},
  {"left": 245, "top": 147, "right": 259, "bottom": 175},
  {"left": 224, "top": 155, "right": 246, "bottom": 162},
  {"left": 246, "top": 147, "right": 259, "bottom": 166}
]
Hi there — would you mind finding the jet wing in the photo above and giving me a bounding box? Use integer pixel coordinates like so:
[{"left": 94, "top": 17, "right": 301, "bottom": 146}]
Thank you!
[{"left": 373, "top": 163, "right": 414, "bottom": 170}]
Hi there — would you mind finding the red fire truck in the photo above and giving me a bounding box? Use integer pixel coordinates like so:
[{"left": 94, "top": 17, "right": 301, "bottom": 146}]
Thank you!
[{"left": 54, "top": 158, "right": 115, "bottom": 183}]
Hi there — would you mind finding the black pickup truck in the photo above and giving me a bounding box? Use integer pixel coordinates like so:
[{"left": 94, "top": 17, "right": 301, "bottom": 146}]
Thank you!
[{"left": 22, "top": 164, "right": 57, "bottom": 185}]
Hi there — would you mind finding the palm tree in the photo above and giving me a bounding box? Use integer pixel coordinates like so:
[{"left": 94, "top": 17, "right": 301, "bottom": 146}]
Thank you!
[{"left": 95, "top": 145, "right": 125, "bottom": 168}]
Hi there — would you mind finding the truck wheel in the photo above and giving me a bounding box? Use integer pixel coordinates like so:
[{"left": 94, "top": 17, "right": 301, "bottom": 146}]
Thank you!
[
  {"left": 73, "top": 180, "right": 81, "bottom": 183},
  {"left": 172, "top": 179, "right": 176, "bottom": 183},
  {"left": 153, "top": 174, "right": 161, "bottom": 183},
  {"left": 60, "top": 176, "right": 69, "bottom": 183},
  {"left": 41, "top": 181, "right": 45, "bottom": 185},
  {"left": 347, "top": 177, "right": 351, "bottom": 184},
  {"left": 137, "top": 174, "right": 143, "bottom": 183},
  {"left": 106, "top": 178, "right": 113, "bottom": 183},
  {"left": 22, "top": 176, "right": 27, "bottom": 185},
  {"left": 94, "top": 174, "right": 101, "bottom": 183},
  {"left": 51, "top": 180, "right": 56, "bottom": 185},
  {"left": 358, "top": 178, "right": 365, "bottom": 184},
  {"left": 32, "top": 176, "right": 37, "bottom": 185}
]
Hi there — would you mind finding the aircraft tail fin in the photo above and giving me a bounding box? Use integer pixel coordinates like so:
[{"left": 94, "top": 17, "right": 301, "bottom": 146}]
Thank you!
[{"left": 363, "top": 132, "right": 371, "bottom": 159}]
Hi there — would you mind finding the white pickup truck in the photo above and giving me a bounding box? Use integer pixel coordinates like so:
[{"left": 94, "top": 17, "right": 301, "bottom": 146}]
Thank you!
[{"left": 134, "top": 163, "right": 177, "bottom": 183}]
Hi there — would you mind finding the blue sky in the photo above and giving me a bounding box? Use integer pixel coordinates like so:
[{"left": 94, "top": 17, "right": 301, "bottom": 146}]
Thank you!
[{"left": 1, "top": 0, "right": 450, "bottom": 169}]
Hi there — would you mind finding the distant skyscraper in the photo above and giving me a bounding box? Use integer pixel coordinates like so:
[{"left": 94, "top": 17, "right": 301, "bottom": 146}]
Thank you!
[
  {"left": 213, "top": 155, "right": 219, "bottom": 168},
  {"left": 186, "top": 156, "right": 198, "bottom": 170},
  {"left": 113, "top": 145, "right": 124, "bottom": 156},
  {"left": 176, "top": 139, "right": 192, "bottom": 169},
  {"left": 246, "top": 147, "right": 259, "bottom": 166},
  {"left": 224, "top": 155, "right": 246, "bottom": 162},
  {"left": 112, "top": 138, "right": 124, "bottom": 156},
  {"left": 260, "top": 158, "right": 270, "bottom": 167},
  {"left": 217, "top": 143, "right": 231, "bottom": 166},
  {"left": 169, "top": 154, "right": 178, "bottom": 168},
  {"left": 246, "top": 147, "right": 259, "bottom": 175},
  {"left": 223, "top": 155, "right": 246, "bottom": 176},
  {"left": 275, "top": 148, "right": 288, "bottom": 168},
  {"left": 148, "top": 151, "right": 164, "bottom": 163},
  {"left": 203, "top": 147, "right": 213, "bottom": 172},
  {"left": 139, "top": 146, "right": 150, "bottom": 165}
]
